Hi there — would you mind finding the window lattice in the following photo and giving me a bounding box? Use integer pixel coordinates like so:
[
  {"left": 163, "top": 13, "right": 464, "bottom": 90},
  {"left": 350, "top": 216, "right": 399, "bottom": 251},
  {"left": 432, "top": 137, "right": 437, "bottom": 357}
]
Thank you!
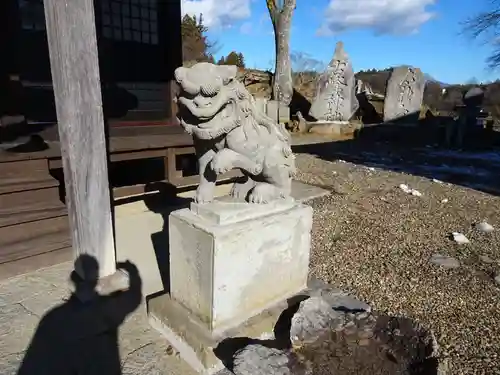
[
  {"left": 100, "top": 0, "right": 159, "bottom": 44},
  {"left": 17, "top": 0, "right": 159, "bottom": 45}
]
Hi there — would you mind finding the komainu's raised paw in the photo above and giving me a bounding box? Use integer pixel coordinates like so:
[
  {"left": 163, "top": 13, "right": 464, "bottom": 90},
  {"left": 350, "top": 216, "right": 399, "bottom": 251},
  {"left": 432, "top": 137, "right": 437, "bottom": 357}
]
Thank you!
[{"left": 210, "top": 156, "right": 232, "bottom": 175}]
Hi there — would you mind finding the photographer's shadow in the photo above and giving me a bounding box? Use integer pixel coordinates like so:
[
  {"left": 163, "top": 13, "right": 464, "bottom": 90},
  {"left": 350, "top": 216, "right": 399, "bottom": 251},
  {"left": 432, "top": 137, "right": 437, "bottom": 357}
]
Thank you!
[{"left": 17, "top": 255, "right": 143, "bottom": 375}]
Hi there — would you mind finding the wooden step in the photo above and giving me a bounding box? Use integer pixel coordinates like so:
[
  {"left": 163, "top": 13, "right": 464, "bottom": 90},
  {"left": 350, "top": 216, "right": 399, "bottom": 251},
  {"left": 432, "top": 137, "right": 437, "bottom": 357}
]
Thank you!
[
  {"left": 0, "top": 186, "right": 61, "bottom": 210},
  {"left": 0, "top": 216, "right": 71, "bottom": 264},
  {"left": 0, "top": 158, "right": 49, "bottom": 175},
  {"left": 0, "top": 198, "right": 67, "bottom": 228},
  {"left": 0, "top": 174, "right": 59, "bottom": 195},
  {"left": 0, "top": 247, "right": 72, "bottom": 281},
  {"left": 0, "top": 159, "right": 59, "bottom": 195}
]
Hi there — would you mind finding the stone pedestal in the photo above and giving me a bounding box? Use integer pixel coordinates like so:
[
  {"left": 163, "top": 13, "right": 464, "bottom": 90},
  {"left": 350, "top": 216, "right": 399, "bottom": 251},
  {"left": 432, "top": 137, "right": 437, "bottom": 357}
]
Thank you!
[
  {"left": 267, "top": 100, "right": 290, "bottom": 124},
  {"left": 148, "top": 196, "right": 313, "bottom": 374},
  {"left": 253, "top": 97, "right": 268, "bottom": 115}
]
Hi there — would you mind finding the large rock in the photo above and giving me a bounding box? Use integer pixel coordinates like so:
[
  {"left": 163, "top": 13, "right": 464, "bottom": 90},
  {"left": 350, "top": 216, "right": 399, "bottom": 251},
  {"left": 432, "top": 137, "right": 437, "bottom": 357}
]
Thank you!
[
  {"left": 232, "top": 345, "right": 295, "bottom": 375},
  {"left": 383, "top": 66, "right": 425, "bottom": 123},
  {"left": 289, "top": 297, "right": 344, "bottom": 345},
  {"left": 309, "top": 41, "right": 358, "bottom": 122}
]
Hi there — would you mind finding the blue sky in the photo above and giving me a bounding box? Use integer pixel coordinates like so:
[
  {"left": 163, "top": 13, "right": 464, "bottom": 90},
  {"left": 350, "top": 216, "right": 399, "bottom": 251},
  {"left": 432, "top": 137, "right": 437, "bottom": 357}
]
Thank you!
[{"left": 181, "top": 0, "right": 499, "bottom": 84}]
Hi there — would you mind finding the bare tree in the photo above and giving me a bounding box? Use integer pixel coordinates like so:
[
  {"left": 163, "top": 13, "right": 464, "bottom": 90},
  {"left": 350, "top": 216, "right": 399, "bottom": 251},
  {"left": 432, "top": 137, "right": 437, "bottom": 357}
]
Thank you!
[
  {"left": 266, "top": 0, "right": 296, "bottom": 106},
  {"left": 462, "top": 0, "right": 500, "bottom": 69}
]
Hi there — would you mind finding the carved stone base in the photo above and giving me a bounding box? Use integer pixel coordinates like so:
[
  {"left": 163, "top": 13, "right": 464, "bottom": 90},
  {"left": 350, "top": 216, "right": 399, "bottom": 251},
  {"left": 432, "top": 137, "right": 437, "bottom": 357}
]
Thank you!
[
  {"left": 150, "top": 196, "right": 313, "bottom": 373},
  {"left": 308, "top": 121, "right": 350, "bottom": 136}
]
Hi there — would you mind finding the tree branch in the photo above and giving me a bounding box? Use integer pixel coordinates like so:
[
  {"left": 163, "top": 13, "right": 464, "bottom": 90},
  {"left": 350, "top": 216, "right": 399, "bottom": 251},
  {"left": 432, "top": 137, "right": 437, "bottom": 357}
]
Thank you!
[
  {"left": 487, "top": 49, "right": 500, "bottom": 69},
  {"left": 463, "top": 11, "right": 500, "bottom": 38},
  {"left": 282, "top": 0, "right": 296, "bottom": 18},
  {"left": 461, "top": 1, "right": 500, "bottom": 69},
  {"left": 266, "top": 0, "right": 279, "bottom": 24},
  {"left": 283, "top": 0, "right": 297, "bottom": 12},
  {"left": 267, "top": 0, "right": 296, "bottom": 24}
]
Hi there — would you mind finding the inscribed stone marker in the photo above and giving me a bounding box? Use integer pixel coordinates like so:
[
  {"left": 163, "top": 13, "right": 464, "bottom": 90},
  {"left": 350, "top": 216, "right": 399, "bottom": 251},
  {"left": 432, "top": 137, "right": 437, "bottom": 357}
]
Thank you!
[
  {"left": 309, "top": 41, "right": 358, "bottom": 122},
  {"left": 383, "top": 66, "right": 425, "bottom": 123}
]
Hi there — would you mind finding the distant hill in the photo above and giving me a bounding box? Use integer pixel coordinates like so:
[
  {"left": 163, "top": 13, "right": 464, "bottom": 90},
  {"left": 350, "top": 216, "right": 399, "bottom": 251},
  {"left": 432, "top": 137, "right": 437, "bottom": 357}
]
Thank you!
[{"left": 423, "top": 73, "right": 449, "bottom": 87}]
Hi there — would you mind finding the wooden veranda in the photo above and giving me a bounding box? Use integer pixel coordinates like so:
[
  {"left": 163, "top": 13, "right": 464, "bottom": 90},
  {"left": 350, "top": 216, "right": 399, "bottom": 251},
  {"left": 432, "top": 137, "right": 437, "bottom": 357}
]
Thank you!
[{"left": 0, "top": 0, "right": 198, "bottom": 278}]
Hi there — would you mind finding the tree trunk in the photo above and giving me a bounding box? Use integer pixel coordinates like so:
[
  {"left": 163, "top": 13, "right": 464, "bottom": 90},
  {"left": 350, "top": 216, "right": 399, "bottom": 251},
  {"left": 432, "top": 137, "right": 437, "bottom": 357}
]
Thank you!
[{"left": 269, "top": 0, "right": 295, "bottom": 106}]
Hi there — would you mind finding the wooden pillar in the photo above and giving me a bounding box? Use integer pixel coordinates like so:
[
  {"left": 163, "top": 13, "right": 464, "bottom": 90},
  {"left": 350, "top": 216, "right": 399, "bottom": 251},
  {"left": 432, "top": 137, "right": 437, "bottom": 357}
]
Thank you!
[{"left": 43, "top": 0, "right": 116, "bottom": 278}]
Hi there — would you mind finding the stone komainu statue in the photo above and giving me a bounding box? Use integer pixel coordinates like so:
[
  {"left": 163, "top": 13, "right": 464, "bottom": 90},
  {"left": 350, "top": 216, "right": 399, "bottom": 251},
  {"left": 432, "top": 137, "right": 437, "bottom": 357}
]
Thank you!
[{"left": 174, "top": 63, "right": 295, "bottom": 204}]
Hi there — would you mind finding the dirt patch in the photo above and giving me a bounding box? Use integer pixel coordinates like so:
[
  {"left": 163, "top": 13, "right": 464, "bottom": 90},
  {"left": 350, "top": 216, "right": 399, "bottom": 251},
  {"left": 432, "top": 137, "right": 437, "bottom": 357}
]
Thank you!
[{"left": 296, "top": 313, "right": 438, "bottom": 375}]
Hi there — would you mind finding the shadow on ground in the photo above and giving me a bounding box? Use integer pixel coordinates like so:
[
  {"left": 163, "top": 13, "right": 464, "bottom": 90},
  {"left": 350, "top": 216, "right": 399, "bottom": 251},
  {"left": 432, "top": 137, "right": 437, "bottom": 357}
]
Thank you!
[
  {"left": 17, "top": 255, "right": 143, "bottom": 375},
  {"left": 142, "top": 182, "right": 191, "bottom": 297},
  {"left": 293, "top": 122, "right": 500, "bottom": 196}
]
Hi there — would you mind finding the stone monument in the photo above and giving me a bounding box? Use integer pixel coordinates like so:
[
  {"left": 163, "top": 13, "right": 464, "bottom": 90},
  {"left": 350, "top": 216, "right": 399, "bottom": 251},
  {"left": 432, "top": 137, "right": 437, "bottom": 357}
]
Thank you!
[
  {"left": 383, "top": 66, "right": 425, "bottom": 123},
  {"left": 148, "top": 62, "right": 313, "bottom": 374},
  {"left": 356, "top": 79, "right": 363, "bottom": 95},
  {"left": 462, "top": 86, "right": 485, "bottom": 128},
  {"left": 446, "top": 86, "right": 485, "bottom": 147},
  {"left": 309, "top": 41, "right": 359, "bottom": 124}
]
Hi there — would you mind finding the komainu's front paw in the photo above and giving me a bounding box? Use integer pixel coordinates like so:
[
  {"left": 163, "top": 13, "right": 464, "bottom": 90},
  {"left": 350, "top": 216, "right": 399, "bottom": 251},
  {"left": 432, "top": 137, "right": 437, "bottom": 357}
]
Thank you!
[
  {"left": 230, "top": 179, "right": 255, "bottom": 200},
  {"left": 194, "top": 185, "right": 214, "bottom": 204},
  {"left": 248, "top": 183, "right": 279, "bottom": 204}
]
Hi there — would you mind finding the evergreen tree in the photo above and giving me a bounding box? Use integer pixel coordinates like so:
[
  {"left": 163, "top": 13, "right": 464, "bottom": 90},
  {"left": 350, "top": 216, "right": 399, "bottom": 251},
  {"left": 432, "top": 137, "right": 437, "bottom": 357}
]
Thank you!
[
  {"left": 237, "top": 52, "right": 245, "bottom": 68},
  {"left": 224, "top": 51, "right": 240, "bottom": 66},
  {"left": 181, "top": 14, "right": 219, "bottom": 63},
  {"left": 216, "top": 51, "right": 246, "bottom": 68}
]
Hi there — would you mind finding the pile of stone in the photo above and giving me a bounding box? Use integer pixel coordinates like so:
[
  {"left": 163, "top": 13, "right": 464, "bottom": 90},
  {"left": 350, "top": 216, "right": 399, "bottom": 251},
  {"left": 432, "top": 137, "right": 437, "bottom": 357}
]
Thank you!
[{"left": 218, "top": 281, "right": 444, "bottom": 375}]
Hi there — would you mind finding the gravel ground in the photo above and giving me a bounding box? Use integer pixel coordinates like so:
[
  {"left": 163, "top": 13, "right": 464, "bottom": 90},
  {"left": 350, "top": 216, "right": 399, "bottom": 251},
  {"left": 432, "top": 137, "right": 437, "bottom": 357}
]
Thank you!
[{"left": 293, "top": 149, "right": 500, "bottom": 375}]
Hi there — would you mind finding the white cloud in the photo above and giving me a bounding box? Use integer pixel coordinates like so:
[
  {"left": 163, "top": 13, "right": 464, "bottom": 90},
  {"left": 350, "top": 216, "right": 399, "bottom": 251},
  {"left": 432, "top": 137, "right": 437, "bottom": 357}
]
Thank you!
[
  {"left": 181, "top": 0, "right": 252, "bottom": 29},
  {"left": 319, "top": 0, "right": 437, "bottom": 36},
  {"left": 240, "top": 21, "right": 253, "bottom": 34}
]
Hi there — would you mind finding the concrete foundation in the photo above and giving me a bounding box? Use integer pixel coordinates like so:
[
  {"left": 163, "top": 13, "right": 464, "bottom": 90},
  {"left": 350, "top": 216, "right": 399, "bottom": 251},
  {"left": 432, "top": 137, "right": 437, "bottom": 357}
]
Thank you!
[{"left": 148, "top": 291, "right": 298, "bottom": 374}]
